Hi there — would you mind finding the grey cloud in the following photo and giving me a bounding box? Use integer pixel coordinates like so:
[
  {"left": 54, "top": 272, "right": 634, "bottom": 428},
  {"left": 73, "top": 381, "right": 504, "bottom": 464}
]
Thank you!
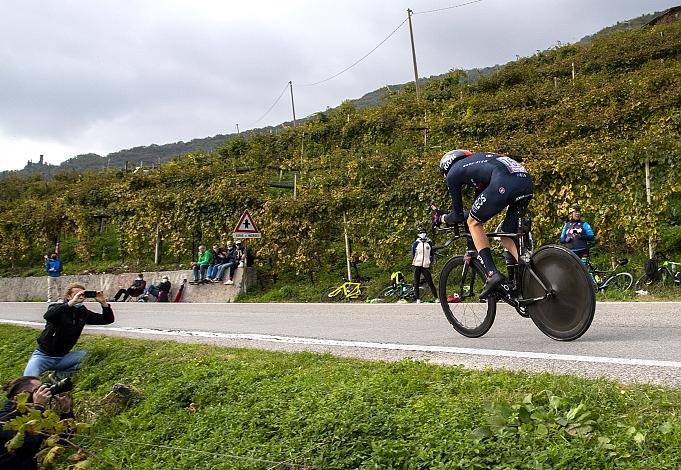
[{"left": 0, "top": 0, "right": 679, "bottom": 170}]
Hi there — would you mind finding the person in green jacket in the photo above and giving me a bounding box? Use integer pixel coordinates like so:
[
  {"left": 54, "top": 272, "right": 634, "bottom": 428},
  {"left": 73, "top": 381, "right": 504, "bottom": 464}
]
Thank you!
[{"left": 190, "top": 245, "right": 213, "bottom": 284}]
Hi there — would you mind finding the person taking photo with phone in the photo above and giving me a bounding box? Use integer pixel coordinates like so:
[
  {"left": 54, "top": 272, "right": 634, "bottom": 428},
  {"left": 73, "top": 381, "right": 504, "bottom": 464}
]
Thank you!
[{"left": 23, "top": 284, "right": 114, "bottom": 381}]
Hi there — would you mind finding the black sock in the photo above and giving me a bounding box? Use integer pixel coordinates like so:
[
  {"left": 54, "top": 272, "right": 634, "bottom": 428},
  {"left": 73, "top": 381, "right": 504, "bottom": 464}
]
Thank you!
[
  {"left": 506, "top": 263, "right": 517, "bottom": 286},
  {"left": 477, "top": 248, "right": 498, "bottom": 278}
]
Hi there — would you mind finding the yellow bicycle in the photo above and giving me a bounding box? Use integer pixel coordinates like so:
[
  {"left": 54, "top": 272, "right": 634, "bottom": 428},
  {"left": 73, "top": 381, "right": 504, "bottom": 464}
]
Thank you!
[{"left": 320, "top": 280, "right": 368, "bottom": 302}]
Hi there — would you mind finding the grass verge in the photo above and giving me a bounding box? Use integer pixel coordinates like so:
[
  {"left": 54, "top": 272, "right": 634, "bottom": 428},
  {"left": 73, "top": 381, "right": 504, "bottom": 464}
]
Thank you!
[{"left": 2, "top": 325, "right": 681, "bottom": 469}]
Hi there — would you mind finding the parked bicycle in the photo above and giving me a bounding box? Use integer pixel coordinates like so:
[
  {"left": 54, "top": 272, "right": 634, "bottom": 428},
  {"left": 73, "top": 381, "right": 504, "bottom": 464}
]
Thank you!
[
  {"left": 380, "top": 282, "right": 415, "bottom": 302},
  {"left": 583, "top": 258, "right": 634, "bottom": 292},
  {"left": 437, "top": 217, "right": 596, "bottom": 341},
  {"left": 320, "top": 279, "right": 368, "bottom": 302},
  {"left": 634, "top": 251, "right": 681, "bottom": 289}
]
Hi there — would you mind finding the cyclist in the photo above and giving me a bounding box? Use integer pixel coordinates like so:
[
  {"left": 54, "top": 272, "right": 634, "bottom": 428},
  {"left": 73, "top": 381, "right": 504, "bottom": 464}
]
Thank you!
[
  {"left": 559, "top": 203, "right": 595, "bottom": 260},
  {"left": 437, "top": 149, "right": 534, "bottom": 298}
]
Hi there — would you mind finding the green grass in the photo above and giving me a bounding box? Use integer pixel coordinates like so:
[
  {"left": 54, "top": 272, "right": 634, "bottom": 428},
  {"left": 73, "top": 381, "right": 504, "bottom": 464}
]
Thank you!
[{"left": 1, "top": 325, "right": 680, "bottom": 469}]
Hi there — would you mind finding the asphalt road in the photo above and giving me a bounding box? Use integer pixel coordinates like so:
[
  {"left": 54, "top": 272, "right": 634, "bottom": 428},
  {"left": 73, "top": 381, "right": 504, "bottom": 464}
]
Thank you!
[{"left": 1, "top": 301, "right": 680, "bottom": 387}]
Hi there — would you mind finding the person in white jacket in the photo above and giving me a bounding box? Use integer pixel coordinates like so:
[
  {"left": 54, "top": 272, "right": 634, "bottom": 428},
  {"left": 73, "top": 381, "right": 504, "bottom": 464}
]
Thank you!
[{"left": 411, "top": 228, "right": 438, "bottom": 304}]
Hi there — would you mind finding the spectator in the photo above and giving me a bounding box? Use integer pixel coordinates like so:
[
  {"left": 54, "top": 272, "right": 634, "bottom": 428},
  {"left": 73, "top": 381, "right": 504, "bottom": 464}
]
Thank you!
[
  {"left": 411, "top": 227, "right": 438, "bottom": 304},
  {"left": 190, "top": 245, "right": 213, "bottom": 284},
  {"left": 211, "top": 241, "right": 236, "bottom": 284},
  {"left": 0, "top": 376, "right": 74, "bottom": 469},
  {"left": 43, "top": 253, "right": 63, "bottom": 303},
  {"left": 234, "top": 240, "right": 246, "bottom": 267},
  {"left": 559, "top": 203, "right": 595, "bottom": 260},
  {"left": 240, "top": 240, "right": 255, "bottom": 267},
  {"left": 23, "top": 284, "right": 114, "bottom": 380},
  {"left": 206, "top": 245, "right": 227, "bottom": 282},
  {"left": 140, "top": 275, "right": 172, "bottom": 302},
  {"left": 113, "top": 273, "right": 146, "bottom": 302},
  {"left": 221, "top": 241, "right": 239, "bottom": 285}
]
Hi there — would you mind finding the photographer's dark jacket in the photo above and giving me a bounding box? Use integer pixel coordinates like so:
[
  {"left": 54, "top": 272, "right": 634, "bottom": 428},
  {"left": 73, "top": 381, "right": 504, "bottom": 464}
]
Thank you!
[
  {"left": 37, "top": 302, "right": 114, "bottom": 357},
  {"left": 0, "top": 400, "right": 74, "bottom": 469}
]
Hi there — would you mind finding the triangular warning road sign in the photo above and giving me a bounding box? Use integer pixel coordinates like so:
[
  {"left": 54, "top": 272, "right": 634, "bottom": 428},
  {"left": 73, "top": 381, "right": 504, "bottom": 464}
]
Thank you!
[{"left": 233, "top": 209, "right": 260, "bottom": 235}]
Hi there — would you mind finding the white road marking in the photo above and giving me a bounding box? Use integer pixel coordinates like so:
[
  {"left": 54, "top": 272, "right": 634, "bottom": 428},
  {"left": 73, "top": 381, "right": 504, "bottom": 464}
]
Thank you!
[{"left": 4, "top": 318, "right": 681, "bottom": 369}]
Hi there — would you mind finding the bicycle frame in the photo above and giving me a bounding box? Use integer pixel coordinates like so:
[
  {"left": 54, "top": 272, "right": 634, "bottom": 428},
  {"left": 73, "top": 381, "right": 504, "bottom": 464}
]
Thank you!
[
  {"left": 330, "top": 281, "right": 362, "bottom": 300},
  {"left": 584, "top": 259, "right": 629, "bottom": 291},
  {"left": 437, "top": 223, "right": 553, "bottom": 313}
]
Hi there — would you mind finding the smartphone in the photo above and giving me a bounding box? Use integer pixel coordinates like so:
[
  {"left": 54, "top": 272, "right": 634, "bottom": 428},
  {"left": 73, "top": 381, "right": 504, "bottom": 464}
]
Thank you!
[{"left": 83, "top": 290, "right": 97, "bottom": 298}]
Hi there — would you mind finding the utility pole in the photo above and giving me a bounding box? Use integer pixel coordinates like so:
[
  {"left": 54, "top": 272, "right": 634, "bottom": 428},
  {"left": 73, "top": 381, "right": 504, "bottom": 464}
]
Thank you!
[
  {"left": 343, "top": 212, "right": 352, "bottom": 282},
  {"left": 407, "top": 8, "right": 420, "bottom": 103},
  {"left": 289, "top": 81, "right": 297, "bottom": 127},
  {"left": 645, "top": 156, "right": 654, "bottom": 259},
  {"left": 300, "top": 131, "right": 305, "bottom": 170},
  {"left": 236, "top": 123, "right": 240, "bottom": 134}
]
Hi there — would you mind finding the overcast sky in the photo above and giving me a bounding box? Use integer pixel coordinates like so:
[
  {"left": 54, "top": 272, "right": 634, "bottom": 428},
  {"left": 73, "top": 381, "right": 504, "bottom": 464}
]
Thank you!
[{"left": 0, "top": 0, "right": 677, "bottom": 171}]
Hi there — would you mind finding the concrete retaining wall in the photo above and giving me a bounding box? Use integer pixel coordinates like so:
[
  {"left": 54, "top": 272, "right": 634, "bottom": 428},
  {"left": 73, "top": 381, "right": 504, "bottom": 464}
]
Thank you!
[{"left": 0, "top": 267, "right": 257, "bottom": 303}]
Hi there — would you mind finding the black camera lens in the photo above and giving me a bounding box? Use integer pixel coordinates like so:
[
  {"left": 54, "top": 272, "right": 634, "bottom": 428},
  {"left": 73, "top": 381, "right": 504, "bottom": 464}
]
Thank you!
[{"left": 48, "top": 377, "right": 73, "bottom": 395}]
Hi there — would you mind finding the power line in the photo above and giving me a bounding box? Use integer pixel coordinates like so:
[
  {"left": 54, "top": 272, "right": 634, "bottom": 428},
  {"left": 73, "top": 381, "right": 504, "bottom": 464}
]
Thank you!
[
  {"left": 246, "top": 82, "right": 291, "bottom": 128},
  {"left": 245, "top": 0, "right": 484, "bottom": 128},
  {"left": 298, "top": 17, "right": 408, "bottom": 87},
  {"left": 413, "top": 0, "right": 483, "bottom": 16}
]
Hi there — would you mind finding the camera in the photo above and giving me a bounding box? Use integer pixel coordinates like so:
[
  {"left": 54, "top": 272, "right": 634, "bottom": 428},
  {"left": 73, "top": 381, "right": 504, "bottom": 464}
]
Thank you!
[
  {"left": 83, "top": 290, "right": 97, "bottom": 298},
  {"left": 48, "top": 377, "right": 74, "bottom": 395}
]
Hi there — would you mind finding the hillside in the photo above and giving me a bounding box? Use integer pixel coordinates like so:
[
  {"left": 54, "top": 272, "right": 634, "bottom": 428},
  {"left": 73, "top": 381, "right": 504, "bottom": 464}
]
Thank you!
[
  {"left": 1, "top": 10, "right": 669, "bottom": 180},
  {"left": 0, "top": 18, "right": 679, "bottom": 281}
]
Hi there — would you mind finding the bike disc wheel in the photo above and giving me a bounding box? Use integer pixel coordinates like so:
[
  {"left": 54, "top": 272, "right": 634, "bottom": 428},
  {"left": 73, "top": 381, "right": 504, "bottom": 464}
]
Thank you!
[
  {"left": 522, "top": 245, "right": 595, "bottom": 341},
  {"left": 608, "top": 272, "right": 633, "bottom": 291},
  {"left": 438, "top": 256, "right": 496, "bottom": 338},
  {"left": 320, "top": 287, "right": 341, "bottom": 302}
]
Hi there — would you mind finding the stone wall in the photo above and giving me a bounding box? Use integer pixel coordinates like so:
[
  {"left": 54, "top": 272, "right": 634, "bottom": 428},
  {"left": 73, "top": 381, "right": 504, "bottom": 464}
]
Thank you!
[{"left": 0, "top": 267, "right": 256, "bottom": 303}]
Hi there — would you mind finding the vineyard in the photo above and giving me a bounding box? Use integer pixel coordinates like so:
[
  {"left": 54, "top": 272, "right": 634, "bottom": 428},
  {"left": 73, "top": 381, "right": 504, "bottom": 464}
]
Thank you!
[{"left": 1, "top": 21, "right": 680, "bottom": 283}]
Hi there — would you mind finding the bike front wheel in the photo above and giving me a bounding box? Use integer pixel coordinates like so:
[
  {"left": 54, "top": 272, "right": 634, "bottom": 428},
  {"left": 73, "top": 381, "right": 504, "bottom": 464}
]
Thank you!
[
  {"left": 605, "top": 272, "right": 633, "bottom": 291},
  {"left": 522, "top": 245, "right": 595, "bottom": 341},
  {"left": 438, "top": 255, "right": 496, "bottom": 338}
]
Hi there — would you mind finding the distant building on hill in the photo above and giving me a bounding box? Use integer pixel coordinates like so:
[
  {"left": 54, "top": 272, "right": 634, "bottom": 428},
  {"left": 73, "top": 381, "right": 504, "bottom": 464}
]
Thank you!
[
  {"left": 27, "top": 154, "right": 46, "bottom": 166},
  {"left": 647, "top": 6, "right": 681, "bottom": 25}
]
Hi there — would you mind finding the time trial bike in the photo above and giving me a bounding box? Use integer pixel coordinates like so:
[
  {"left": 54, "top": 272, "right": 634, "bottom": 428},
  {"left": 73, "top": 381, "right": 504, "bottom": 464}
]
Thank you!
[{"left": 437, "top": 218, "right": 596, "bottom": 341}]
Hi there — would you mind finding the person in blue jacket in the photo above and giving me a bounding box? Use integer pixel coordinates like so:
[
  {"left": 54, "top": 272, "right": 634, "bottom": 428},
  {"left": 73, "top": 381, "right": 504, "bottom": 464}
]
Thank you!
[
  {"left": 560, "top": 204, "right": 595, "bottom": 259},
  {"left": 43, "top": 253, "right": 63, "bottom": 303}
]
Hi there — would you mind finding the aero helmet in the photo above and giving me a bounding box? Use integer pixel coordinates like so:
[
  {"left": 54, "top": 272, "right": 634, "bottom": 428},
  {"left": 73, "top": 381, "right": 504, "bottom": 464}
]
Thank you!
[{"left": 439, "top": 149, "right": 472, "bottom": 176}]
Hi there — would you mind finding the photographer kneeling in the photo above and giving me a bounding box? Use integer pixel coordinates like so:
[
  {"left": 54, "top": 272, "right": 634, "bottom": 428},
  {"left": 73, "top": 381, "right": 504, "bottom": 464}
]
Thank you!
[
  {"left": 1, "top": 376, "right": 74, "bottom": 468},
  {"left": 23, "top": 284, "right": 114, "bottom": 381}
]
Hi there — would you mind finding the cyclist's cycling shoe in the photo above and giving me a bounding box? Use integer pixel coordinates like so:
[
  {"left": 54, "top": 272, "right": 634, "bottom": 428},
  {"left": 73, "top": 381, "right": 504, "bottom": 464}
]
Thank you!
[{"left": 479, "top": 272, "right": 505, "bottom": 299}]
